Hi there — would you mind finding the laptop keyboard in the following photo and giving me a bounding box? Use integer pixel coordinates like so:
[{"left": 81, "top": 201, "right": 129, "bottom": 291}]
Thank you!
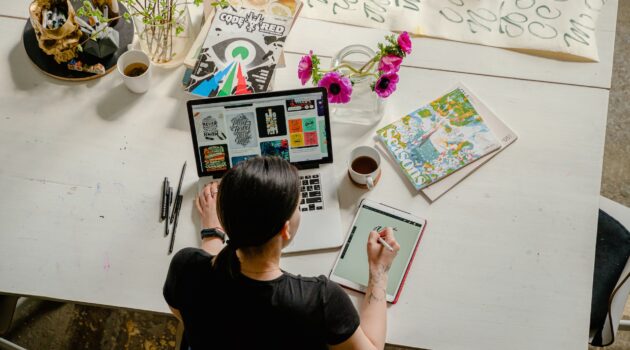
[{"left": 299, "top": 174, "right": 323, "bottom": 212}]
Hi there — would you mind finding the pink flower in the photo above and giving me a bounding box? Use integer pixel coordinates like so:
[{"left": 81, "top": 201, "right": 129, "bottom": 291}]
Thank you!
[
  {"left": 318, "top": 72, "right": 352, "bottom": 104},
  {"left": 374, "top": 72, "right": 399, "bottom": 98},
  {"left": 378, "top": 54, "right": 403, "bottom": 73},
  {"left": 398, "top": 31, "right": 412, "bottom": 55},
  {"left": 298, "top": 51, "right": 313, "bottom": 85}
]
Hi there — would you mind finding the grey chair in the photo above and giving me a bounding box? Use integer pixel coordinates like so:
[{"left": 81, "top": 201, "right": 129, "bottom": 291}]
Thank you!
[{"left": 589, "top": 196, "right": 630, "bottom": 346}]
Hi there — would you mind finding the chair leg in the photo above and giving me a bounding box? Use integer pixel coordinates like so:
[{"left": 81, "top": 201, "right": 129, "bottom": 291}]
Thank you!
[
  {"left": 0, "top": 337, "right": 28, "bottom": 350},
  {"left": 619, "top": 319, "right": 630, "bottom": 331},
  {"left": 0, "top": 296, "right": 19, "bottom": 335}
]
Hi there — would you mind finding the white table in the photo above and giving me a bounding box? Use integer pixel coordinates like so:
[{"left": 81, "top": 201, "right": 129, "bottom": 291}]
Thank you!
[{"left": 0, "top": 2, "right": 617, "bottom": 348}]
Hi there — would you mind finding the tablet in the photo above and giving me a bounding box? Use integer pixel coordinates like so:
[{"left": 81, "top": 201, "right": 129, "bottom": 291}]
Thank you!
[{"left": 329, "top": 199, "right": 427, "bottom": 304}]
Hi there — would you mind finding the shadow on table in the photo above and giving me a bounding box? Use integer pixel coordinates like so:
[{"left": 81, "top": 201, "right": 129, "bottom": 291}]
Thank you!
[
  {"left": 9, "top": 41, "right": 101, "bottom": 91},
  {"left": 9, "top": 41, "right": 50, "bottom": 91},
  {"left": 95, "top": 83, "right": 141, "bottom": 121}
]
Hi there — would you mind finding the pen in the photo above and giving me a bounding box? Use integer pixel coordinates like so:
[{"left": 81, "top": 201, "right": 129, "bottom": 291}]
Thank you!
[
  {"left": 377, "top": 237, "right": 394, "bottom": 252},
  {"left": 160, "top": 177, "right": 169, "bottom": 220},
  {"left": 170, "top": 161, "right": 187, "bottom": 224},
  {"left": 169, "top": 194, "right": 183, "bottom": 254},
  {"left": 164, "top": 186, "right": 173, "bottom": 237}
]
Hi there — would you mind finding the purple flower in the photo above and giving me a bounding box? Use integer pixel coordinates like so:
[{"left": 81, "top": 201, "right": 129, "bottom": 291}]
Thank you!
[
  {"left": 318, "top": 72, "right": 353, "bottom": 104},
  {"left": 378, "top": 54, "right": 403, "bottom": 73},
  {"left": 374, "top": 72, "right": 399, "bottom": 98},
  {"left": 397, "top": 31, "right": 412, "bottom": 55},
  {"left": 298, "top": 51, "right": 313, "bottom": 85}
]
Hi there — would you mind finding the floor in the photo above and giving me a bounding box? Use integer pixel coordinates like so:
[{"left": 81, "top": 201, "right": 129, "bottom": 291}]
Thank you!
[{"left": 2, "top": 2, "right": 630, "bottom": 349}]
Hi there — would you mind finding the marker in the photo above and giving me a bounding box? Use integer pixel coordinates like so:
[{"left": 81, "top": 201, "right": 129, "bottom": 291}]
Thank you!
[
  {"left": 169, "top": 195, "right": 183, "bottom": 254},
  {"left": 170, "top": 161, "right": 187, "bottom": 224},
  {"left": 164, "top": 186, "right": 172, "bottom": 237},
  {"left": 160, "top": 177, "right": 169, "bottom": 220},
  {"left": 377, "top": 237, "right": 394, "bottom": 252}
]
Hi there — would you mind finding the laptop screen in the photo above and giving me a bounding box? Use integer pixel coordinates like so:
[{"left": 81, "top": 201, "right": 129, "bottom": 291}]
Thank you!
[{"left": 187, "top": 87, "right": 332, "bottom": 178}]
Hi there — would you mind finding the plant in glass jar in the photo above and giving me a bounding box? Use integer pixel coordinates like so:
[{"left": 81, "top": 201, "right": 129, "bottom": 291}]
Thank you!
[
  {"left": 119, "top": 0, "right": 226, "bottom": 64},
  {"left": 297, "top": 32, "right": 412, "bottom": 124}
]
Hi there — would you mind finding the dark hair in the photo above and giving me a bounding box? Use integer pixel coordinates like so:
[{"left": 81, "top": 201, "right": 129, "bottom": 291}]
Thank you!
[{"left": 213, "top": 156, "right": 301, "bottom": 279}]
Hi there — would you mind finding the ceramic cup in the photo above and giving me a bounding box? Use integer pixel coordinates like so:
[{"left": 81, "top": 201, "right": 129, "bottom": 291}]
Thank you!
[
  {"left": 117, "top": 50, "right": 152, "bottom": 93},
  {"left": 348, "top": 146, "right": 381, "bottom": 190}
]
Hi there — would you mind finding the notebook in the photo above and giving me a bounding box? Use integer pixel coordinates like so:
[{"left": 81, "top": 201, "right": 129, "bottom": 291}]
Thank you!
[
  {"left": 420, "top": 85, "right": 518, "bottom": 201},
  {"left": 376, "top": 85, "right": 501, "bottom": 190}
]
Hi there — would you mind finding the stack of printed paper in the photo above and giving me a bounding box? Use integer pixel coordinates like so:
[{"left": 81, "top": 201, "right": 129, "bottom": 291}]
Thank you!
[{"left": 376, "top": 84, "right": 518, "bottom": 201}]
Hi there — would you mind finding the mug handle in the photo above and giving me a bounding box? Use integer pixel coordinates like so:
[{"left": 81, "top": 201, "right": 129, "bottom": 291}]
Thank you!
[{"left": 366, "top": 176, "right": 375, "bottom": 190}]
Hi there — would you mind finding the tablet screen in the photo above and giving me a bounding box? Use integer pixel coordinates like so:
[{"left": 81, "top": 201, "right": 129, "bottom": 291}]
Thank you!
[{"left": 332, "top": 204, "right": 424, "bottom": 297}]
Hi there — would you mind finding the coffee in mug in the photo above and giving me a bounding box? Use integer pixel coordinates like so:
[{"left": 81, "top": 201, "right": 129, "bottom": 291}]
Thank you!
[
  {"left": 123, "top": 62, "right": 148, "bottom": 77},
  {"left": 348, "top": 146, "right": 381, "bottom": 190},
  {"left": 351, "top": 156, "right": 379, "bottom": 175}
]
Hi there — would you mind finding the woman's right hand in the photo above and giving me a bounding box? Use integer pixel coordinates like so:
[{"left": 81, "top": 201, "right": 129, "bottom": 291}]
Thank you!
[{"left": 366, "top": 227, "right": 400, "bottom": 274}]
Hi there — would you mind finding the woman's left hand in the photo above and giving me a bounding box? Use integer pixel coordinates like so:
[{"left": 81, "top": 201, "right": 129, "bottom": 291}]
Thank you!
[{"left": 195, "top": 182, "right": 222, "bottom": 230}]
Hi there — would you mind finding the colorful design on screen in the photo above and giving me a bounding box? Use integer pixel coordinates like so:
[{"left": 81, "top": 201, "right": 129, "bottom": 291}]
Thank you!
[
  {"left": 256, "top": 105, "right": 287, "bottom": 138},
  {"left": 260, "top": 139, "right": 290, "bottom": 161},
  {"left": 200, "top": 145, "right": 229, "bottom": 173}
]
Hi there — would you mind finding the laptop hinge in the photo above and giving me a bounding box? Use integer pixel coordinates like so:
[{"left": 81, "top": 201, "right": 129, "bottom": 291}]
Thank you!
[{"left": 295, "top": 162, "right": 320, "bottom": 170}]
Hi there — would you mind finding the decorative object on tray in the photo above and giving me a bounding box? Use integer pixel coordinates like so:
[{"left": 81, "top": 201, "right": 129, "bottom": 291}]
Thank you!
[
  {"left": 120, "top": 0, "right": 202, "bottom": 66},
  {"left": 23, "top": 0, "right": 134, "bottom": 81},
  {"left": 185, "top": 5, "right": 292, "bottom": 97},
  {"left": 76, "top": 0, "right": 121, "bottom": 58},
  {"left": 29, "top": 0, "right": 83, "bottom": 63},
  {"left": 298, "top": 32, "right": 412, "bottom": 125}
]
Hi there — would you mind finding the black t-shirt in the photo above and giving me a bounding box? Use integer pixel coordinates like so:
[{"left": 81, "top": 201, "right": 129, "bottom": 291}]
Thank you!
[{"left": 163, "top": 248, "right": 360, "bottom": 349}]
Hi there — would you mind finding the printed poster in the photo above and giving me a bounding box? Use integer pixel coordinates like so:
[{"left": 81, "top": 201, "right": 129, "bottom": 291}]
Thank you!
[{"left": 187, "top": 6, "right": 290, "bottom": 97}]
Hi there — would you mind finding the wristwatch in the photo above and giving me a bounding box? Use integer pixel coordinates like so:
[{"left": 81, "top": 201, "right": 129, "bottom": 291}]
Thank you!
[{"left": 200, "top": 227, "right": 227, "bottom": 243}]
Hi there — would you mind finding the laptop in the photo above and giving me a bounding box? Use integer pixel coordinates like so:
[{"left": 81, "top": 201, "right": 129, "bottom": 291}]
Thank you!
[{"left": 186, "top": 87, "right": 344, "bottom": 253}]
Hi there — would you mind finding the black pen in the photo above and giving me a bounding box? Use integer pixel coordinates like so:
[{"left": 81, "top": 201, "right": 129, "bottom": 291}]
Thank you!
[
  {"left": 165, "top": 186, "right": 173, "bottom": 237},
  {"left": 169, "top": 194, "right": 183, "bottom": 254},
  {"left": 170, "top": 161, "right": 187, "bottom": 224},
  {"left": 160, "top": 177, "right": 169, "bottom": 220}
]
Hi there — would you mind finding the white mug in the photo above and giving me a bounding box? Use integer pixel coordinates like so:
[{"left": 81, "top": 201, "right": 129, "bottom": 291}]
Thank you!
[
  {"left": 348, "top": 146, "right": 381, "bottom": 190},
  {"left": 117, "top": 50, "right": 152, "bottom": 93}
]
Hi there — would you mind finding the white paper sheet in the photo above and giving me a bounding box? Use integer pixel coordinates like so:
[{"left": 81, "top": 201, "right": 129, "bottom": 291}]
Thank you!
[{"left": 301, "top": 0, "right": 606, "bottom": 61}]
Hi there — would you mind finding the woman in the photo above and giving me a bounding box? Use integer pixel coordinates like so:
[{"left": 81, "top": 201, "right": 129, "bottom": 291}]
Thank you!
[{"left": 164, "top": 156, "right": 400, "bottom": 349}]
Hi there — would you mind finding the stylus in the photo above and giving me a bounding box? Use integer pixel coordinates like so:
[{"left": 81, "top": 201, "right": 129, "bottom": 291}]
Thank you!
[{"left": 377, "top": 237, "right": 394, "bottom": 252}]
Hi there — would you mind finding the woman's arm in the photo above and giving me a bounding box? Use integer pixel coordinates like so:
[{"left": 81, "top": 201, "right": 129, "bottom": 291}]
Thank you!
[
  {"left": 196, "top": 182, "right": 225, "bottom": 256},
  {"left": 331, "top": 228, "right": 400, "bottom": 350}
]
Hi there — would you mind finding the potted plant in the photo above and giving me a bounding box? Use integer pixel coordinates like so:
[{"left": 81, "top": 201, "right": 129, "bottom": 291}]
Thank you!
[{"left": 119, "top": 0, "right": 204, "bottom": 64}]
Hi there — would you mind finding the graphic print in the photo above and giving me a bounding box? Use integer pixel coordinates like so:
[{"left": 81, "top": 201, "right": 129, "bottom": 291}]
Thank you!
[
  {"left": 318, "top": 119, "right": 328, "bottom": 155},
  {"left": 202, "top": 114, "right": 227, "bottom": 141},
  {"left": 302, "top": 117, "right": 317, "bottom": 132},
  {"left": 186, "top": 7, "right": 290, "bottom": 98},
  {"left": 286, "top": 98, "right": 315, "bottom": 112},
  {"left": 290, "top": 132, "right": 305, "bottom": 148},
  {"left": 200, "top": 145, "right": 230, "bottom": 173},
  {"left": 260, "top": 139, "right": 290, "bottom": 161},
  {"left": 304, "top": 131, "right": 318, "bottom": 146},
  {"left": 288, "top": 119, "right": 303, "bottom": 133},
  {"left": 255, "top": 105, "right": 287, "bottom": 138},
  {"left": 227, "top": 112, "right": 258, "bottom": 149},
  {"left": 231, "top": 154, "right": 258, "bottom": 166}
]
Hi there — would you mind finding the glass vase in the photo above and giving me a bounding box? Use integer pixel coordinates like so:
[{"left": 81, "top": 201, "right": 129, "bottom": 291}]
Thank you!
[
  {"left": 133, "top": 4, "right": 192, "bottom": 65},
  {"left": 330, "top": 44, "right": 385, "bottom": 125}
]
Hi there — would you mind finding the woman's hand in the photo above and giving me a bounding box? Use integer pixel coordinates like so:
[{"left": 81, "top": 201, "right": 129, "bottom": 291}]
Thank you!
[
  {"left": 195, "top": 182, "right": 222, "bottom": 230},
  {"left": 366, "top": 227, "right": 400, "bottom": 275}
]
